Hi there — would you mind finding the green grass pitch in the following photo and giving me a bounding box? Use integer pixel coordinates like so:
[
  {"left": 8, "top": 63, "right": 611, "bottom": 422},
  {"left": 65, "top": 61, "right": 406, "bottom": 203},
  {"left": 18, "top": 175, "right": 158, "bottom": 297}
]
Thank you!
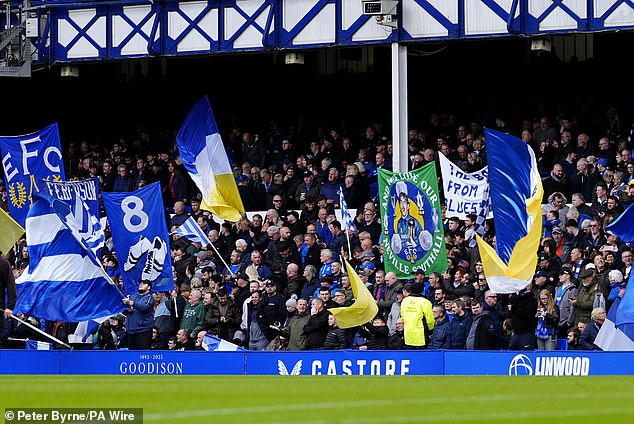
[{"left": 3, "top": 375, "right": 634, "bottom": 423}]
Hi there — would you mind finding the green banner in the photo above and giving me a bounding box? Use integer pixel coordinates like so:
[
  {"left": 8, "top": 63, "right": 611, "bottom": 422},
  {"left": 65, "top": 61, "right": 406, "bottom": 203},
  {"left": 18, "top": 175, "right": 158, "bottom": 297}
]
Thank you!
[{"left": 378, "top": 163, "right": 447, "bottom": 279}]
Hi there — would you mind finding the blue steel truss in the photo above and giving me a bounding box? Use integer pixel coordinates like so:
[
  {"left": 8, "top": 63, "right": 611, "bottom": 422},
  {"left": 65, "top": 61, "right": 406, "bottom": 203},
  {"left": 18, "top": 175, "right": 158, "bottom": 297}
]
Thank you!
[{"left": 0, "top": 0, "right": 633, "bottom": 64}]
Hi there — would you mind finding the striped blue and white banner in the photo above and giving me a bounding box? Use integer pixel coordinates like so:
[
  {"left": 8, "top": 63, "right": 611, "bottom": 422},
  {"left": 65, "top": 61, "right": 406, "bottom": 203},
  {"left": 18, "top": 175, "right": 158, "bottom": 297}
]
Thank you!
[
  {"left": 338, "top": 186, "right": 356, "bottom": 234},
  {"left": 172, "top": 216, "right": 211, "bottom": 246},
  {"left": 25, "top": 340, "right": 53, "bottom": 351},
  {"left": 15, "top": 194, "right": 126, "bottom": 322}
]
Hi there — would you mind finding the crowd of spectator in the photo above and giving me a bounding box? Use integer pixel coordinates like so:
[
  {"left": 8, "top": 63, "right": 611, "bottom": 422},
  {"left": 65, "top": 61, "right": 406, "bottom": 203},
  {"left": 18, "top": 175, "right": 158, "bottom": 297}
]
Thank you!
[{"left": 2, "top": 106, "right": 633, "bottom": 352}]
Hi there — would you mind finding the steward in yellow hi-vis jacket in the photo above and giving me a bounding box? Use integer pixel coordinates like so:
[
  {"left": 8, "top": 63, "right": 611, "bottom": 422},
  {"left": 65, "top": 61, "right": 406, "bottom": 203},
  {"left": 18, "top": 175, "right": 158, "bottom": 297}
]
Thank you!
[{"left": 400, "top": 281, "right": 435, "bottom": 348}]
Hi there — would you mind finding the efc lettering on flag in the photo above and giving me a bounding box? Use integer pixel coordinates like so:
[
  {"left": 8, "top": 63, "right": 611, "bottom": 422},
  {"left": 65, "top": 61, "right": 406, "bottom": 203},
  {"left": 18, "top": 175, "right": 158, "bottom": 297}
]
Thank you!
[
  {"left": 176, "top": 96, "right": 245, "bottom": 222},
  {"left": 102, "top": 182, "right": 173, "bottom": 295},
  {"left": 172, "top": 216, "right": 211, "bottom": 246},
  {"left": 0, "top": 123, "right": 66, "bottom": 226},
  {"left": 329, "top": 259, "right": 379, "bottom": 329},
  {"left": 15, "top": 193, "right": 125, "bottom": 322},
  {"left": 476, "top": 128, "right": 543, "bottom": 294},
  {"left": 377, "top": 162, "right": 447, "bottom": 279}
]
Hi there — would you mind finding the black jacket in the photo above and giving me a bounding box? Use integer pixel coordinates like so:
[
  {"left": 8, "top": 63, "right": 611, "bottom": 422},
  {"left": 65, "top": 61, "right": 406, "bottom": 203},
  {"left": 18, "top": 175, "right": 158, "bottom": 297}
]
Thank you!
[
  {"left": 324, "top": 326, "right": 348, "bottom": 349},
  {"left": 387, "top": 331, "right": 406, "bottom": 350},
  {"left": 510, "top": 291, "right": 538, "bottom": 334},
  {"left": 303, "top": 309, "right": 330, "bottom": 349},
  {"left": 0, "top": 257, "right": 16, "bottom": 311},
  {"left": 359, "top": 322, "right": 389, "bottom": 350}
]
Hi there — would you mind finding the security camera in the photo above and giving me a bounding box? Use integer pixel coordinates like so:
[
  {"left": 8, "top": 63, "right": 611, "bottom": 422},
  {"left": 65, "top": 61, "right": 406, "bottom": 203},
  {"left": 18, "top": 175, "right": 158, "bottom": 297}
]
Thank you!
[{"left": 362, "top": 1, "right": 398, "bottom": 15}]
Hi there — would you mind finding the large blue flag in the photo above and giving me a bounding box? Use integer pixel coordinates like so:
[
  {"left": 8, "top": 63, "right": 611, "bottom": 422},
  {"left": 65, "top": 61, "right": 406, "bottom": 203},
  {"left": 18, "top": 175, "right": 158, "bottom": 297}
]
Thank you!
[
  {"left": 606, "top": 203, "right": 634, "bottom": 245},
  {"left": 40, "top": 178, "right": 104, "bottom": 256},
  {"left": 476, "top": 128, "right": 543, "bottom": 294},
  {"left": 14, "top": 193, "right": 125, "bottom": 322},
  {"left": 596, "top": 206, "right": 634, "bottom": 350},
  {"left": 0, "top": 123, "right": 66, "bottom": 226},
  {"left": 102, "top": 182, "right": 173, "bottom": 294}
]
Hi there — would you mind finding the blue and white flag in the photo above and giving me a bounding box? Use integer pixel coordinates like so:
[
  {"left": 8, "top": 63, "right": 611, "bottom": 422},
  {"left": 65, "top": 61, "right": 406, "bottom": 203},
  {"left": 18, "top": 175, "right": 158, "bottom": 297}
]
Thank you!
[
  {"left": 0, "top": 123, "right": 66, "bottom": 226},
  {"left": 25, "top": 340, "right": 53, "bottom": 351},
  {"left": 172, "top": 216, "right": 211, "bottom": 246},
  {"left": 595, "top": 296, "right": 634, "bottom": 351},
  {"left": 202, "top": 333, "right": 244, "bottom": 352},
  {"left": 68, "top": 316, "right": 110, "bottom": 344},
  {"left": 103, "top": 182, "right": 173, "bottom": 294},
  {"left": 338, "top": 186, "right": 356, "bottom": 234},
  {"left": 596, "top": 207, "right": 634, "bottom": 350},
  {"left": 14, "top": 193, "right": 126, "bottom": 322},
  {"left": 40, "top": 178, "right": 104, "bottom": 256}
]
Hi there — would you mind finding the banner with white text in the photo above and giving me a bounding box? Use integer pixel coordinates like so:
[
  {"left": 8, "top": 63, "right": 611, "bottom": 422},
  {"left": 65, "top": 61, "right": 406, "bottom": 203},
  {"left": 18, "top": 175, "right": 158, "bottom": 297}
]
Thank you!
[{"left": 438, "top": 152, "right": 489, "bottom": 219}]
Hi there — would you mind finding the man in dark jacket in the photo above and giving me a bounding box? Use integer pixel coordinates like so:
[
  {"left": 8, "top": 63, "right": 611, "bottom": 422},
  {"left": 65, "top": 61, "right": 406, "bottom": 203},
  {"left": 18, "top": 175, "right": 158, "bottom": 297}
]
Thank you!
[
  {"left": 303, "top": 298, "right": 330, "bottom": 349},
  {"left": 579, "top": 308, "right": 605, "bottom": 350},
  {"left": 302, "top": 233, "right": 322, "bottom": 270},
  {"left": 465, "top": 299, "right": 498, "bottom": 350},
  {"left": 259, "top": 281, "right": 288, "bottom": 341},
  {"left": 509, "top": 283, "right": 538, "bottom": 350},
  {"left": 123, "top": 280, "right": 155, "bottom": 350},
  {"left": 428, "top": 305, "right": 452, "bottom": 349},
  {"left": 214, "top": 289, "right": 242, "bottom": 342},
  {"left": 449, "top": 298, "right": 472, "bottom": 349},
  {"left": 0, "top": 256, "right": 16, "bottom": 345},
  {"left": 359, "top": 316, "right": 389, "bottom": 350},
  {"left": 387, "top": 318, "right": 407, "bottom": 350}
]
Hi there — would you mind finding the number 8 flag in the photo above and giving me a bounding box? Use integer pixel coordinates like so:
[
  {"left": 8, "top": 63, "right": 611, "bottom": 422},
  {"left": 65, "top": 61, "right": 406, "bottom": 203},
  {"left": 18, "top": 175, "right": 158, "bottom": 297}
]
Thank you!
[{"left": 103, "top": 182, "right": 173, "bottom": 294}]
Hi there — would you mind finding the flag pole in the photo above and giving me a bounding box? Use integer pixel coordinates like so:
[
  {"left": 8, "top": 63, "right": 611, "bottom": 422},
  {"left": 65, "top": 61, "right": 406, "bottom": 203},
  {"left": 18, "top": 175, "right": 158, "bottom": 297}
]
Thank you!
[
  {"left": 207, "top": 242, "right": 236, "bottom": 278},
  {"left": 10, "top": 315, "right": 72, "bottom": 349}
]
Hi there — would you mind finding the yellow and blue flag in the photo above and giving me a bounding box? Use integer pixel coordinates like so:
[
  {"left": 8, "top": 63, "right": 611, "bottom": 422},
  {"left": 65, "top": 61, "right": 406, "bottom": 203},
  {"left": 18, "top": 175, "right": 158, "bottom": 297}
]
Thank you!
[
  {"left": 329, "top": 259, "right": 379, "bottom": 328},
  {"left": 476, "top": 129, "right": 543, "bottom": 294},
  {"left": 176, "top": 97, "right": 245, "bottom": 222}
]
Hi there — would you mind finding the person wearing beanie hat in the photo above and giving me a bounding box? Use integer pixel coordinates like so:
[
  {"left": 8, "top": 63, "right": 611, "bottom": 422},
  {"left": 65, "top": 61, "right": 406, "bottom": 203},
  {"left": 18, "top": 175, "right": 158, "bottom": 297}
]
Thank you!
[
  {"left": 283, "top": 294, "right": 298, "bottom": 327},
  {"left": 400, "top": 280, "right": 434, "bottom": 349}
]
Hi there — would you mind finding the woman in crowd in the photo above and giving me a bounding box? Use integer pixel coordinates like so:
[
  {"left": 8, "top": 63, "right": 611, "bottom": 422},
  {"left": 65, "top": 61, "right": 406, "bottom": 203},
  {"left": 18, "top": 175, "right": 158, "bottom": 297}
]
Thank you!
[
  {"left": 166, "top": 159, "right": 188, "bottom": 205},
  {"left": 535, "top": 289, "right": 560, "bottom": 350}
]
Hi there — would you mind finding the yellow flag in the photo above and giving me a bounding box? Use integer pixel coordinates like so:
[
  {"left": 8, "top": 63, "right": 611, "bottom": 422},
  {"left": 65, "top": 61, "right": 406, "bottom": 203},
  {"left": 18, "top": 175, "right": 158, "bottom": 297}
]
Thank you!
[
  {"left": 0, "top": 208, "right": 25, "bottom": 255},
  {"left": 330, "top": 259, "right": 379, "bottom": 329}
]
